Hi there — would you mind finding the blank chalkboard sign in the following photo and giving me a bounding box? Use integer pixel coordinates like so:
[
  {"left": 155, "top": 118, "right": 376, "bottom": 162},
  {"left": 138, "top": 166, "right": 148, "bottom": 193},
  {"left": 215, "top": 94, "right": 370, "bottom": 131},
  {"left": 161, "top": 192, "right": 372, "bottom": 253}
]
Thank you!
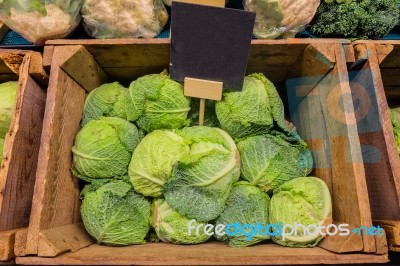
[{"left": 170, "top": 1, "right": 255, "bottom": 91}]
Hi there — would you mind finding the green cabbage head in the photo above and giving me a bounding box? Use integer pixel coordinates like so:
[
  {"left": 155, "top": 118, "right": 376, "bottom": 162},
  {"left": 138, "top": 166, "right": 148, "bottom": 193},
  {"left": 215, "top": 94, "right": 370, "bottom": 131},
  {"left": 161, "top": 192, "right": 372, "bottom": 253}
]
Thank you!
[
  {"left": 390, "top": 108, "right": 400, "bottom": 156},
  {"left": 216, "top": 73, "right": 288, "bottom": 139},
  {"left": 0, "top": 81, "right": 18, "bottom": 139},
  {"left": 81, "top": 180, "right": 151, "bottom": 246},
  {"left": 129, "top": 130, "right": 190, "bottom": 197},
  {"left": 82, "top": 82, "right": 127, "bottom": 126},
  {"left": 237, "top": 133, "right": 313, "bottom": 192},
  {"left": 214, "top": 182, "right": 270, "bottom": 247},
  {"left": 269, "top": 177, "right": 332, "bottom": 247},
  {"left": 164, "top": 126, "right": 240, "bottom": 221},
  {"left": 126, "top": 73, "right": 191, "bottom": 133},
  {"left": 152, "top": 198, "right": 211, "bottom": 244},
  {"left": 0, "top": 138, "right": 4, "bottom": 164},
  {"left": 72, "top": 117, "right": 141, "bottom": 179}
]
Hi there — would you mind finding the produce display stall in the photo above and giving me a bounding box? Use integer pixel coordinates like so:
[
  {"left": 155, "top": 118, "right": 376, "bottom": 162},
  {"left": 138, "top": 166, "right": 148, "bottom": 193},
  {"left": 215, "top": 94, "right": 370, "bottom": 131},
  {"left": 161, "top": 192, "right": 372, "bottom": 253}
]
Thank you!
[
  {"left": 7, "top": 39, "right": 386, "bottom": 264},
  {"left": 0, "top": 0, "right": 399, "bottom": 265}
]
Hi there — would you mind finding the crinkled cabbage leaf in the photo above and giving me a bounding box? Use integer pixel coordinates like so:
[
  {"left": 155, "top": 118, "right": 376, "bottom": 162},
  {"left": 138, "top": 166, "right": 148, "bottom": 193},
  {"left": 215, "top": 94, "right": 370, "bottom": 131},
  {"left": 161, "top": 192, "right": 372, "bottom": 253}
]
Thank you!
[
  {"left": 153, "top": 198, "right": 211, "bottom": 244},
  {"left": 214, "top": 181, "right": 270, "bottom": 247},
  {"left": 0, "top": 81, "right": 18, "bottom": 139},
  {"left": 129, "top": 130, "right": 189, "bottom": 197},
  {"left": 237, "top": 133, "right": 313, "bottom": 192},
  {"left": 164, "top": 126, "right": 240, "bottom": 221},
  {"left": 82, "top": 82, "right": 128, "bottom": 126},
  {"left": 126, "top": 74, "right": 191, "bottom": 133},
  {"left": 81, "top": 180, "right": 151, "bottom": 246},
  {"left": 216, "top": 73, "right": 290, "bottom": 139},
  {"left": 269, "top": 177, "right": 332, "bottom": 247},
  {"left": 72, "top": 117, "right": 141, "bottom": 179}
]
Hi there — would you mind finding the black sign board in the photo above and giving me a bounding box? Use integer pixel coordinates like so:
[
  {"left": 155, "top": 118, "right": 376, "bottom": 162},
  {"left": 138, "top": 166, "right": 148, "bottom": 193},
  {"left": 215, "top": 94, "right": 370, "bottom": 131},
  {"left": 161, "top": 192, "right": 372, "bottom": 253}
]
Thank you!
[{"left": 170, "top": 2, "right": 255, "bottom": 91}]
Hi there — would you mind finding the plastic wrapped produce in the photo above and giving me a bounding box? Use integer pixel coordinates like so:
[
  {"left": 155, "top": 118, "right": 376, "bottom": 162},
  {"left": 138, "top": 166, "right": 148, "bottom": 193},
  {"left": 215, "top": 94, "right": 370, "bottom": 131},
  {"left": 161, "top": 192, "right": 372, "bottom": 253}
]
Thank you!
[
  {"left": 243, "top": 0, "right": 320, "bottom": 39},
  {"left": 0, "top": 0, "right": 83, "bottom": 44},
  {"left": 81, "top": 0, "right": 169, "bottom": 39},
  {"left": 162, "top": 0, "right": 230, "bottom": 7}
]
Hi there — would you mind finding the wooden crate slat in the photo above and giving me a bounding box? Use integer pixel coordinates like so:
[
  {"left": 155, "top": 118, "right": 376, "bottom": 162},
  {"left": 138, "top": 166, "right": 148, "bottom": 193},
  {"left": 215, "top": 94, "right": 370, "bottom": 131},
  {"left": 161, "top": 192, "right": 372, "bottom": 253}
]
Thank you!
[
  {"left": 25, "top": 47, "right": 89, "bottom": 255},
  {"left": 0, "top": 51, "right": 48, "bottom": 262},
  {"left": 37, "top": 223, "right": 93, "bottom": 257},
  {"left": 352, "top": 41, "right": 400, "bottom": 253},
  {"left": 16, "top": 243, "right": 388, "bottom": 266}
]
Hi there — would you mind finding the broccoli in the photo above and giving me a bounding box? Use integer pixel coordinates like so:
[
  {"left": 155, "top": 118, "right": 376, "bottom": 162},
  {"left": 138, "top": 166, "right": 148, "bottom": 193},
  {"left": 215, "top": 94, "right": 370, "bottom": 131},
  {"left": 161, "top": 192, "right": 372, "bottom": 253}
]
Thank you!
[{"left": 310, "top": 0, "right": 400, "bottom": 39}]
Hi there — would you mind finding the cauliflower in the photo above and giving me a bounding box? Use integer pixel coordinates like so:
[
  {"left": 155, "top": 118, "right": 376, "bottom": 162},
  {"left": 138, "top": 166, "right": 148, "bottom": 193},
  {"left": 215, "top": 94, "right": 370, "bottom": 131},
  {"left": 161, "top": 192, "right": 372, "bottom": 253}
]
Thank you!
[
  {"left": 0, "top": 1, "right": 82, "bottom": 44},
  {"left": 82, "top": 0, "right": 169, "bottom": 39},
  {"left": 244, "top": 0, "right": 320, "bottom": 39}
]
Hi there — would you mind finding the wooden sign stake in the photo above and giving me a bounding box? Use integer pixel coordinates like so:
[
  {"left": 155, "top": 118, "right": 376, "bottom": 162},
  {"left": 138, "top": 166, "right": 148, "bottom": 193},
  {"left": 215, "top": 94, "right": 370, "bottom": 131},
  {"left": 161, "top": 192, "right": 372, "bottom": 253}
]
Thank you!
[
  {"left": 177, "top": 0, "right": 225, "bottom": 126},
  {"left": 184, "top": 77, "right": 223, "bottom": 126}
]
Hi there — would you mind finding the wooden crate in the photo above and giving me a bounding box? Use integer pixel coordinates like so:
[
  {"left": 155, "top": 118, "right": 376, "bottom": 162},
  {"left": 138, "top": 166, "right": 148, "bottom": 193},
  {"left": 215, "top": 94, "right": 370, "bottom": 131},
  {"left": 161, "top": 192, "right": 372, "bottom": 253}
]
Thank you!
[
  {"left": 351, "top": 41, "right": 400, "bottom": 252},
  {"left": 15, "top": 39, "right": 387, "bottom": 265},
  {"left": 0, "top": 50, "right": 48, "bottom": 262}
]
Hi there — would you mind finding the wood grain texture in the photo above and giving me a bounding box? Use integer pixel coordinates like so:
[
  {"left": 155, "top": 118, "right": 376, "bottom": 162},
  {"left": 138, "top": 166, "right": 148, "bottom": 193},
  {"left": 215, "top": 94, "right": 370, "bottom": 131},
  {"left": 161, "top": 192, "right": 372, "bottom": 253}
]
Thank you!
[
  {"left": 15, "top": 242, "right": 388, "bottom": 265},
  {"left": 318, "top": 223, "right": 363, "bottom": 253},
  {"left": 0, "top": 229, "right": 17, "bottom": 261},
  {"left": 0, "top": 50, "right": 47, "bottom": 262},
  {"left": 59, "top": 46, "right": 108, "bottom": 92},
  {"left": 38, "top": 223, "right": 93, "bottom": 257},
  {"left": 352, "top": 41, "right": 400, "bottom": 253},
  {"left": 25, "top": 47, "right": 89, "bottom": 255},
  {"left": 0, "top": 53, "right": 47, "bottom": 231},
  {"left": 374, "top": 220, "right": 400, "bottom": 246},
  {"left": 14, "top": 228, "right": 27, "bottom": 257},
  {"left": 375, "top": 229, "right": 388, "bottom": 255},
  {"left": 288, "top": 43, "right": 375, "bottom": 253},
  {"left": 42, "top": 46, "right": 54, "bottom": 73}
]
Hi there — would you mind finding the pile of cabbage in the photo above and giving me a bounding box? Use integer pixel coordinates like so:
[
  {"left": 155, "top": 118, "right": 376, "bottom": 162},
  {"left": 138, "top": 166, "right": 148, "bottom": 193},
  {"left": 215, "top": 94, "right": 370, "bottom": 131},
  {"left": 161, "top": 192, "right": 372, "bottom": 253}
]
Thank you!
[
  {"left": 0, "top": 81, "right": 18, "bottom": 164},
  {"left": 74, "top": 72, "right": 332, "bottom": 248}
]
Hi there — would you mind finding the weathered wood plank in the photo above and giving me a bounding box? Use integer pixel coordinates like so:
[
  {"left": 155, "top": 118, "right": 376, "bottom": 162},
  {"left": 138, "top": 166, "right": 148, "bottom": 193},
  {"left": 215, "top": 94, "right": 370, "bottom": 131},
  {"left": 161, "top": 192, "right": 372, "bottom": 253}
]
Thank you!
[
  {"left": 15, "top": 243, "right": 388, "bottom": 266},
  {"left": 0, "top": 229, "right": 17, "bottom": 261},
  {"left": 374, "top": 220, "right": 400, "bottom": 247},
  {"left": 0, "top": 70, "right": 46, "bottom": 231},
  {"left": 14, "top": 228, "right": 28, "bottom": 257},
  {"left": 38, "top": 223, "right": 93, "bottom": 257},
  {"left": 318, "top": 223, "right": 363, "bottom": 253},
  {"left": 289, "top": 43, "right": 375, "bottom": 253},
  {"left": 25, "top": 52, "right": 87, "bottom": 254}
]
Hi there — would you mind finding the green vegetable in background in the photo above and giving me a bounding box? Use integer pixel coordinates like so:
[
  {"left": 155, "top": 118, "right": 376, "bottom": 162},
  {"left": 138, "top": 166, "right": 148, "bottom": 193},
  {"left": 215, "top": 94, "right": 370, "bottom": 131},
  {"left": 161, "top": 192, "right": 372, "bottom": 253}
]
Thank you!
[
  {"left": 0, "top": 81, "right": 18, "bottom": 139},
  {"left": 153, "top": 198, "right": 211, "bottom": 244},
  {"left": 0, "top": 0, "right": 47, "bottom": 15},
  {"left": 81, "top": 180, "right": 151, "bottom": 246},
  {"left": 310, "top": 0, "right": 400, "bottom": 39},
  {"left": 72, "top": 117, "right": 141, "bottom": 179},
  {"left": 164, "top": 126, "right": 240, "bottom": 221},
  {"left": 129, "top": 130, "right": 190, "bottom": 197},
  {"left": 0, "top": 138, "right": 4, "bottom": 164},
  {"left": 216, "top": 73, "right": 290, "bottom": 139},
  {"left": 243, "top": 0, "right": 320, "bottom": 39},
  {"left": 126, "top": 73, "right": 191, "bottom": 133},
  {"left": 214, "top": 182, "right": 270, "bottom": 247},
  {"left": 390, "top": 108, "right": 400, "bottom": 156},
  {"left": 269, "top": 177, "right": 332, "bottom": 247},
  {"left": 237, "top": 133, "right": 313, "bottom": 192},
  {"left": 82, "top": 82, "right": 127, "bottom": 126}
]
